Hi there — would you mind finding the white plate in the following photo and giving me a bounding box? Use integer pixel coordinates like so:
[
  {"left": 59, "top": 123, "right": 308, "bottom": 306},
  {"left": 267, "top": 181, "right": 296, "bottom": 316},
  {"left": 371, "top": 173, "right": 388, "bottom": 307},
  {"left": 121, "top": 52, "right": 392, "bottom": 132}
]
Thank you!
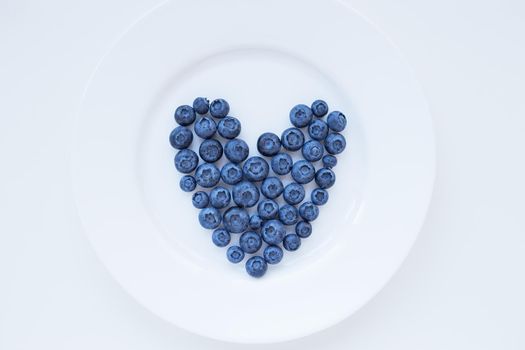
[{"left": 71, "top": 0, "right": 435, "bottom": 344}]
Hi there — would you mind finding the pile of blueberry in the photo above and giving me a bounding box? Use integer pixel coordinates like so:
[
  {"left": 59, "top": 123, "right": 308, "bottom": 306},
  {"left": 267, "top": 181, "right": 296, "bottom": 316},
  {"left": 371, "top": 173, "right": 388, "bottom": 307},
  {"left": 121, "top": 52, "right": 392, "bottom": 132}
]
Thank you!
[{"left": 170, "top": 97, "right": 347, "bottom": 278}]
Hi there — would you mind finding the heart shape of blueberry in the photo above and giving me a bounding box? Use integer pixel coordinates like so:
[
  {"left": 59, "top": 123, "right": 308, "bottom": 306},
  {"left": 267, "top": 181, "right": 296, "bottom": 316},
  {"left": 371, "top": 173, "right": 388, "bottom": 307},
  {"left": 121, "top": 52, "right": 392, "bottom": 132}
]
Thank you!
[{"left": 169, "top": 98, "right": 347, "bottom": 278}]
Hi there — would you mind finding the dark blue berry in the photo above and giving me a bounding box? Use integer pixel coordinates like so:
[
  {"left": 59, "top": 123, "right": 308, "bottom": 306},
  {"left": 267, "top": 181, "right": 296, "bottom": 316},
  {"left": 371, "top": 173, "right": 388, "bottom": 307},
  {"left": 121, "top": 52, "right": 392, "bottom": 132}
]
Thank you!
[
  {"left": 174, "top": 149, "right": 199, "bottom": 174},
  {"left": 223, "top": 207, "right": 250, "bottom": 233},
  {"left": 212, "top": 228, "right": 230, "bottom": 247},
  {"left": 311, "top": 100, "right": 328, "bottom": 117},
  {"left": 198, "top": 139, "right": 223, "bottom": 163},
  {"left": 271, "top": 153, "right": 293, "bottom": 175},
  {"left": 217, "top": 116, "right": 241, "bottom": 139},
  {"left": 283, "top": 234, "right": 301, "bottom": 251},
  {"left": 192, "top": 191, "right": 209, "bottom": 209},
  {"left": 220, "top": 162, "right": 243, "bottom": 185},
  {"left": 174, "top": 105, "right": 196, "bottom": 126},
  {"left": 257, "top": 199, "right": 279, "bottom": 220},
  {"left": 281, "top": 127, "right": 305, "bottom": 151},
  {"left": 289, "top": 104, "right": 313, "bottom": 128},
  {"left": 322, "top": 155, "right": 337, "bottom": 168},
  {"left": 169, "top": 126, "right": 193, "bottom": 149},
  {"left": 227, "top": 245, "right": 244, "bottom": 263},
  {"left": 315, "top": 168, "right": 336, "bottom": 189},
  {"left": 261, "top": 219, "right": 286, "bottom": 245},
  {"left": 263, "top": 245, "right": 283, "bottom": 264},
  {"left": 291, "top": 160, "right": 315, "bottom": 184},
  {"left": 249, "top": 214, "right": 263, "bottom": 230},
  {"left": 242, "top": 156, "right": 269, "bottom": 182},
  {"left": 198, "top": 207, "right": 222, "bottom": 229},
  {"left": 179, "top": 175, "right": 196, "bottom": 192},
  {"left": 239, "top": 231, "right": 262, "bottom": 254},
  {"left": 327, "top": 111, "right": 347, "bottom": 132},
  {"left": 308, "top": 119, "right": 329, "bottom": 141},
  {"left": 245, "top": 256, "right": 267, "bottom": 278},
  {"left": 325, "top": 133, "right": 346, "bottom": 155},
  {"left": 232, "top": 181, "right": 260, "bottom": 208},
  {"left": 302, "top": 140, "right": 324, "bottom": 162},
  {"left": 283, "top": 182, "right": 305, "bottom": 205},
  {"left": 257, "top": 132, "right": 281, "bottom": 156},
  {"left": 194, "top": 116, "right": 217, "bottom": 139},
  {"left": 295, "top": 221, "right": 312, "bottom": 238},
  {"left": 224, "top": 139, "right": 249, "bottom": 163},
  {"left": 209, "top": 98, "right": 230, "bottom": 118},
  {"left": 311, "top": 188, "right": 329, "bottom": 205},
  {"left": 193, "top": 97, "right": 209, "bottom": 115},
  {"left": 209, "top": 186, "right": 231, "bottom": 209},
  {"left": 195, "top": 163, "right": 220, "bottom": 188},
  {"left": 299, "top": 201, "right": 319, "bottom": 221},
  {"left": 279, "top": 204, "right": 299, "bottom": 225},
  {"left": 261, "top": 177, "right": 284, "bottom": 199}
]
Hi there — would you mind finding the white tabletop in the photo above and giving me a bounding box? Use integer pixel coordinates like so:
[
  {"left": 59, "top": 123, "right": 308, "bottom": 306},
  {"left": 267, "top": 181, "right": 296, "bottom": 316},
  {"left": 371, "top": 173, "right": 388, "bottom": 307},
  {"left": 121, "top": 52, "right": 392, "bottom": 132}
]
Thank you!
[{"left": 1, "top": 0, "right": 524, "bottom": 349}]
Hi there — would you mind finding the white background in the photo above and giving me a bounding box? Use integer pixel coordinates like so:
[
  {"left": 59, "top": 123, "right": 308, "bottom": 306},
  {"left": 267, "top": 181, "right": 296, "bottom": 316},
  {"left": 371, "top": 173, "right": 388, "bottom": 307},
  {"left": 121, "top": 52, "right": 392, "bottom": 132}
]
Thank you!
[{"left": 1, "top": 0, "right": 524, "bottom": 349}]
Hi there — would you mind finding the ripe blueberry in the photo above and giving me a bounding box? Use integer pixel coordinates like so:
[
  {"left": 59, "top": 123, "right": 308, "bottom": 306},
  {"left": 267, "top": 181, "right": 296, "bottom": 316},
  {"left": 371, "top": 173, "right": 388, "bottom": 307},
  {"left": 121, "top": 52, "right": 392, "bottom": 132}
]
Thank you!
[
  {"left": 174, "top": 149, "right": 199, "bottom": 174},
  {"left": 271, "top": 153, "right": 293, "bottom": 175},
  {"left": 195, "top": 163, "right": 221, "bottom": 188},
  {"left": 242, "top": 156, "right": 269, "bottom": 182},
  {"left": 169, "top": 126, "right": 193, "bottom": 149}
]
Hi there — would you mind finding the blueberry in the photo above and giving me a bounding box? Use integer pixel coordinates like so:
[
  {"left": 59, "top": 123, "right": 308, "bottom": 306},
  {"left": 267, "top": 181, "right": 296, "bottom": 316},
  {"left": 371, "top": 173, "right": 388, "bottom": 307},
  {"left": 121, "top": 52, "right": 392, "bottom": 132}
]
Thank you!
[
  {"left": 261, "top": 219, "right": 286, "bottom": 245},
  {"left": 174, "top": 149, "right": 199, "bottom": 174},
  {"left": 217, "top": 116, "right": 241, "bottom": 139},
  {"left": 209, "top": 98, "right": 230, "bottom": 118},
  {"left": 283, "top": 182, "right": 305, "bottom": 205},
  {"left": 169, "top": 126, "right": 193, "bottom": 149},
  {"left": 245, "top": 256, "right": 267, "bottom": 278},
  {"left": 315, "top": 168, "right": 336, "bottom": 189},
  {"left": 179, "top": 175, "right": 196, "bottom": 192},
  {"left": 311, "top": 99, "right": 329, "bottom": 117},
  {"left": 289, "top": 104, "right": 313, "bottom": 128},
  {"left": 327, "top": 111, "right": 347, "bottom": 132},
  {"left": 281, "top": 127, "right": 305, "bottom": 151},
  {"left": 174, "top": 105, "right": 196, "bottom": 126},
  {"left": 195, "top": 163, "right": 220, "bottom": 188},
  {"left": 322, "top": 154, "right": 337, "bottom": 168},
  {"left": 232, "top": 181, "right": 260, "bottom": 208},
  {"left": 198, "top": 207, "right": 222, "bottom": 229},
  {"left": 220, "top": 162, "right": 243, "bottom": 185},
  {"left": 308, "top": 119, "right": 329, "bottom": 141},
  {"left": 295, "top": 221, "right": 312, "bottom": 238},
  {"left": 324, "top": 133, "right": 346, "bottom": 155},
  {"left": 291, "top": 160, "right": 316, "bottom": 184},
  {"left": 194, "top": 116, "right": 217, "bottom": 139},
  {"left": 263, "top": 245, "right": 283, "bottom": 264},
  {"left": 212, "top": 228, "right": 230, "bottom": 247},
  {"left": 209, "top": 186, "right": 231, "bottom": 209},
  {"left": 242, "top": 156, "right": 269, "bottom": 182},
  {"left": 224, "top": 139, "right": 249, "bottom": 163},
  {"left": 192, "top": 191, "right": 209, "bottom": 209},
  {"left": 271, "top": 153, "right": 293, "bottom": 175},
  {"left": 261, "top": 177, "right": 284, "bottom": 199},
  {"left": 299, "top": 201, "right": 319, "bottom": 221},
  {"left": 283, "top": 234, "right": 301, "bottom": 251},
  {"left": 193, "top": 97, "right": 209, "bottom": 115},
  {"left": 199, "top": 139, "right": 223, "bottom": 163},
  {"left": 223, "top": 207, "right": 250, "bottom": 233},
  {"left": 239, "top": 231, "right": 262, "bottom": 254},
  {"left": 302, "top": 140, "right": 324, "bottom": 162},
  {"left": 257, "top": 132, "right": 281, "bottom": 156},
  {"left": 279, "top": 204, "right": 299, "bottom": 225},
  {"left": 249, "top": 214, "right": 263, "bottom": 230},
  {"left": 227, "top": 245, "right": 244, "bottom": 263},
  {"left": 311, "top": 188, "right": 329, "bottom": 205},
  {"left": 257, "top": 199, "right": 279, "bottom": 220}
]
